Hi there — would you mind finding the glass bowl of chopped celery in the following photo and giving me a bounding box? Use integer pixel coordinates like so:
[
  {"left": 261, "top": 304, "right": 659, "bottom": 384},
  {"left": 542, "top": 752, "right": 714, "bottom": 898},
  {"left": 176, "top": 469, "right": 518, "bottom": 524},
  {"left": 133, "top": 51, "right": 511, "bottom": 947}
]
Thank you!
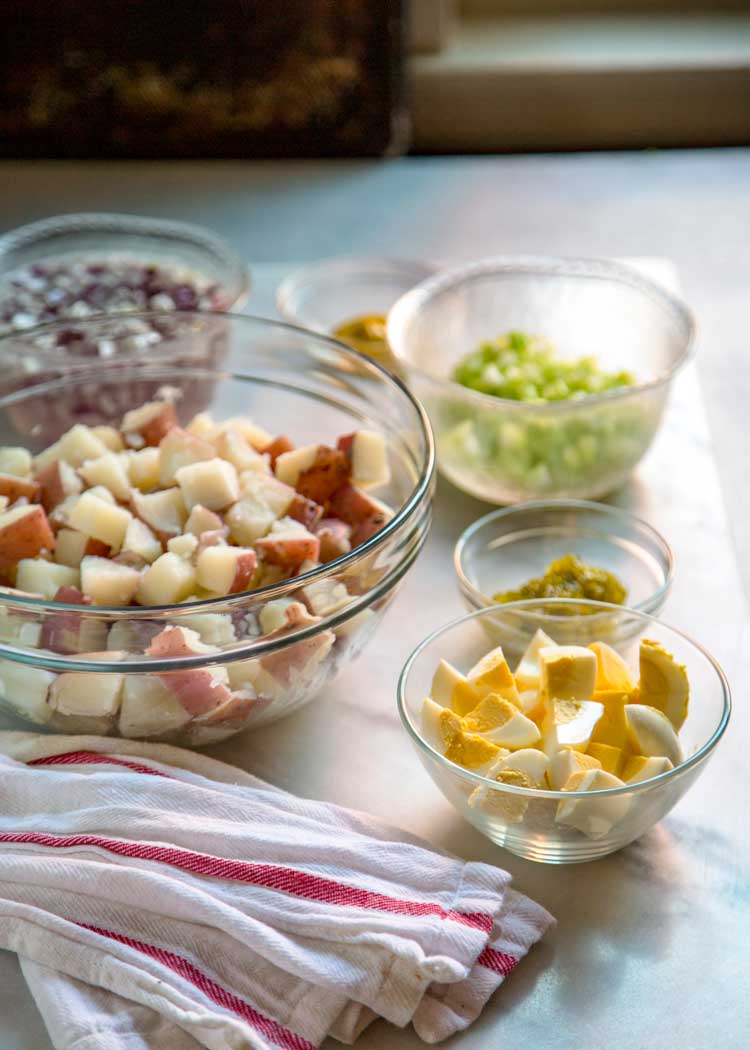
[
  {"left": 455, "top": 500, "right": 674, "bottom": 631},
  {"left": 387, "top": 257, "right": 694, "bottom": 503},
  {"left": 398, "top": 602, "right": 730, "bottom": 862}
]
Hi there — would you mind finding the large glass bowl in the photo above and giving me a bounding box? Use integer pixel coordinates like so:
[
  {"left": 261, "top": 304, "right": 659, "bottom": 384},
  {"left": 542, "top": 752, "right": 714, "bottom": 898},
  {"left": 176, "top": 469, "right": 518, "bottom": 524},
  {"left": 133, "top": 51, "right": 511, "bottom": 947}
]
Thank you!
[
  {"left": 398, "top": 602, "right": 730, "bottom": 863},
  {"left": 387, "top": 256, "right": 694, "bottom": 504},
  {"left": 0, "top": 314, "right": 434, "bottom": 746}
]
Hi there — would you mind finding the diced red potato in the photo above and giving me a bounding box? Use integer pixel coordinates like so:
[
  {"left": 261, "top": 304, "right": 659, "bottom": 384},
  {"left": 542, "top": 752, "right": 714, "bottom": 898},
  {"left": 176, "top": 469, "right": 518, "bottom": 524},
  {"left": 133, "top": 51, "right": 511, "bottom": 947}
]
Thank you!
[
  {"left": 287, "top": 493, "right": 324, "bottom": 531},
  {"left": 15, "top": 558, "right": 79, "bottom": 599},
  {"left": 337, "top": 430, "right": 390, "bottom": 489},
  {"left": 0, "top": 505, "right": 56, "bottom": 573},
  {"left": 121, "top": 517, "right": 162, "bottom": 564},
  {"left": 218, "top": 417, "right": 273, "bottom": 451},
  {"left": 184, "top": 504, "right": 223, "bottom": 537},
  {"left": 258, "top": 598, "right": 312, "bottom": 635},
  {"left": 175, "top": 457, "right": 239, "bottom": 511},
  {"left": 315, "top": 518, "right": 352, "bottom": 563},
  {"left": 35, "top": 460, "right": 83, "bottom": 513},
  {"left": 49, "top": 494, "right": 82, "bottom": 532},
  {"left": 107, "top": 619, "right": 163, "bottom": 653},
  {"left": 214, "top": 427, "right": 270, "bottom": 474},
  {"left": 328, "top": 485, "right": 393, "bottom": 545},
  {"left": 40, "top": 590, "right": 108, "bottom": 656},
  {"left": 157, "top": 665, "right": 231, "bottom": 716},
  {"left": 262, "top": 435, "right": 294, "bottom": 467},
  {"left": 225, "top": 497, "right": 277, "bottom": 545},
  {"left": 49, "top": 671, "right": 124, "bottom": 718},
  {"left": 158, "top": 427, "right": 215, "bottom": 486},
  {"left": 256, "top": 522, "right": 319, "bottom": 572},
  {"left": 54, "top": 528, "right": 110, "bottom": 568},
  {"left": 277, "top": 445, "right": 349, "bottom": 506},
  {"left": 68, "top": 491, "right": 132, "bottom": 552},
  {"left": 122, "top": 400, "right": 178, "bottom": 448},
  {"left": 119, "top": 674, "right": 192, "bottom": 738},
  {"left": 178, "top": 612, "right": 236, "bottom": 647},
  {"left": 167, "top": 533, "right": 199, "bottom": 560},
  {"left": 238, "top": 472, "right": 296, "bottom": 517},
  {"left": 302, "top": 578, "right": 352, "bottom": 618},
  {"left": 127, "top": 447, "right": 161, "bottom": 492},
  {"left": 33, "top": 441, "right": 64, "bottom": 474},
  {"left": 196, "top": 544, "right": 257, "bottom": 595},
  {"left": 131, "top": 487, "right": 186, "bottom": 542},
  {"left": 186, "top": 413, "right": 217, "bottom": 440},
  {"left": 137, "top": 552, "right": 196, "bottom": 606},
  {"left": 0, "top": 447, "right": 33, "bottom": 478},
  {"left": 258, "top": 629, "right": 335, "bottom": 687},
  {"left": 146, "top": 625, "right": 219, "bottom": 661},
  {"left": 58, "top": 424, "right": 109, "bottom": 467},
  {"left": 79, "top": 452, "right": 131, "bottom": 501},
  {"left": 196, "top": 528, "right": 229, "bottom": 553},
  {"left": 80, "top": 555, "right": 142, "bottom": 606},
  {"left": 0, "top": 658, "right": 54, "bottom": 723},
  {"left": 91, "top": 425, "right": 125, "bottom": 452},
  {"left": 0, "top": 473, "right": 40, "bottom": 504}
]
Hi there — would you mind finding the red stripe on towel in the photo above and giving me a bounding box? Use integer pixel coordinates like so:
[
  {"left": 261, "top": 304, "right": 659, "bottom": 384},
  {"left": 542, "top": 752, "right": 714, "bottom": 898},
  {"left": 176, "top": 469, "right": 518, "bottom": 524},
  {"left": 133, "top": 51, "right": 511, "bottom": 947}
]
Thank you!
[
  {"left": 29, "top": 751, "right": 171, "bottom": 778},
  {"left": 0, "top": 830, "right": 494, "bottom": 933},
  {"left": 476, "top": 947, "right": 518, "bottom": 976},
  {"left": 77, "top": 922, "right": 315, "bottom": 1050}
]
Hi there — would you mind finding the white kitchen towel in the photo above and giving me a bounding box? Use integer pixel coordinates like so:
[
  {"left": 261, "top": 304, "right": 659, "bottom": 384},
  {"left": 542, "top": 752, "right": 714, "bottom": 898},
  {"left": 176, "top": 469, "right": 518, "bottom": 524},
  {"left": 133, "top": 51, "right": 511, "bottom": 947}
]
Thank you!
[{"left": 0, "top": 732, "right": 554, "bottom": 1049}]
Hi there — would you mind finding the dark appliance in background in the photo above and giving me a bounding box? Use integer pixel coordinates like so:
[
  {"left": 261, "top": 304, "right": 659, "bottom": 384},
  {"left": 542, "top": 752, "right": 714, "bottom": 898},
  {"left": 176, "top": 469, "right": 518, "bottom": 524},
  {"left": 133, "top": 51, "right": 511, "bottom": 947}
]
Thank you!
[{"left": 0, "top": 0, "right": 407, "bottom": 158}]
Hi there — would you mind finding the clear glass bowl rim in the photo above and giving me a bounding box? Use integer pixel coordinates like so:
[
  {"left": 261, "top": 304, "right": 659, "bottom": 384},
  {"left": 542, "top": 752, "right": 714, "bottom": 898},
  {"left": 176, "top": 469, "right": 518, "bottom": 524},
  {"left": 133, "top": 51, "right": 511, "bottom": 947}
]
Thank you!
[
  {"left": 397, "top": 599, "right": 730, "bottom": 800},
  {"left": 0, "top": 312, "right": 436, "bottom": 618},
  {"left": 386, "top": 254, "right": 696, "bottom": 413},
  {"left": 0, "top": 211, "right": 251, "bottom": 309},
  {"left": 454, "top": 498, "right": 675, "bottom": 615},
  {"left": 276, "top": 254, "right": 438, "bottom": 329}
]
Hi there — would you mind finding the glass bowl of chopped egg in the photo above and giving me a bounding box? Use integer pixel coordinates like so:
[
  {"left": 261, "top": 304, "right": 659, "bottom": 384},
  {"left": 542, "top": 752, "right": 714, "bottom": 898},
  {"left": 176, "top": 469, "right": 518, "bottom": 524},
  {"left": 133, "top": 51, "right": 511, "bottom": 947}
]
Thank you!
[
  {"left": 387, "top": 256, "right": 694, "bottom": 503},
  {"left": 0, "top": 312, "right": 434, "bottom": 746},
  {"left": 398, "top": 601, "right": 730, "bottom": 863}
]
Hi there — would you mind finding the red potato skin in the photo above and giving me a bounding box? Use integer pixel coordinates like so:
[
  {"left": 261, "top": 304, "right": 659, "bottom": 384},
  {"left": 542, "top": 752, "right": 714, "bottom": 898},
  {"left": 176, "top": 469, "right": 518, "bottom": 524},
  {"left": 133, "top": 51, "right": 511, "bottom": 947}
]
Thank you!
[
  {"left": 35, "top": 462, "right": 69, "bottom": 513},
  {"left": 157, "top": 669, "right": 230, "bottom": 716},
  {"left": 0, "top": 473, "right": 40, "bottom": 504},
  {"left": 255, "top": 533, "right": 319, "bottom": 571},
  {"left": 328, "top": 484, "right": 378, "bottom": 525},
  {"left": 0, "top": 506, "right": 55, "bottom": 572},
  {"left": 194, "top": 689, "right": 260, "bottom": 727},
  {"left": 260, "top": 632, "right": 334, "bottom": 686},
  {"left": 227, "top": 549, "right": 257, "bottom": 594},
  {"left": 147, "top": 626, "right": 209, "bottom": 659},
  {"left": 41, "top": 585, "right": 109, "bottom": 655},
  {"left": 295, "top": 447, "right": 349, "bottom": 506},
  {"left": 351, "top": 513, "right": 390, "bottom": 546},
  {"left": 287, "top": 493, "right": 324, "bottom": 531},
  {"left": 197, "top": 527, "right": 229, "bottom": 553},
  {"left": 315, "top": 518, "right": 352, "bottom": 563},
  {"left": 128, "top": 402, "right": 178, "bottom": 447},
  {"left": 263, "top": 435, "right": 294, "bottom": 467}
]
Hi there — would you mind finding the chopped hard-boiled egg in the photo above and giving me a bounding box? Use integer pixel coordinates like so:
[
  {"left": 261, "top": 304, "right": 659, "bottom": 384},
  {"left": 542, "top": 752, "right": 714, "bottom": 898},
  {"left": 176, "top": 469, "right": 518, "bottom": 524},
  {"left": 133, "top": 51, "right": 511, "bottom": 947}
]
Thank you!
[
  {"left": 514, "top": 628, "right": 557, "bottom": 691},
  {"left": 587, "top": 742, "right": 626, "bottom": 777},
  {"left": 624, "top": 704, "right": 684, "bottom": 766},
  {"left": 540, "top": 699, "right": 604, "bottom": 754},
  {"left": 464, "top": 693, "right": 541, "bottom": 749},
  {"left": 589, "top": 640, "right": 635, "bottom": 693},
  {"left": 430, "top": 659, "right": 481, "bottom": 716},
  {"left": 548, "top": 747, "right": 601, "bottom": 790},
  {"left": 638, "top": 638, "right": 690, "bottom": 730},
  {"left": 420, "top": 632, "right": 691, "bottom": 834},
  {"left": 469, "top": 748, "right": 550, "bottom": 822},
  {"left": 467, "top": 645, "right": 520, "bottom": 706},
  {"left": 622, "top": 754, "right": 673, "bottom": 784},
  {"left": 539, "top": 645, "right": 597, "bottom": 701},
  {"left": 556, "top": 769, "right": 631, "bottom": 837}
]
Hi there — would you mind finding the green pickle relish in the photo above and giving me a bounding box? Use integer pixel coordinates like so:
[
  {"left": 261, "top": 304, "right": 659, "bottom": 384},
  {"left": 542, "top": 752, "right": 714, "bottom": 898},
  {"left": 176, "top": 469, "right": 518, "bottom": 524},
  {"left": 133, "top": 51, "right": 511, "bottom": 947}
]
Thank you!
[{"left": 494, "top": 554, "right": 627, "bottom": 610}]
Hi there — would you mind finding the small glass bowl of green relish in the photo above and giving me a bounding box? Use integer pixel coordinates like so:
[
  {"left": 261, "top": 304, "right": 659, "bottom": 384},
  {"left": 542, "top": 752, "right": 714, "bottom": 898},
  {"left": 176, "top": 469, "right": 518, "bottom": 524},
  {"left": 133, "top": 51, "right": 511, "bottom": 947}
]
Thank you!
[
  {"left": 455, "top": 500, "right": 673, "bottom": 636},
  {"left": 388, "top": 256, "right": 693, "bottom": 503}
]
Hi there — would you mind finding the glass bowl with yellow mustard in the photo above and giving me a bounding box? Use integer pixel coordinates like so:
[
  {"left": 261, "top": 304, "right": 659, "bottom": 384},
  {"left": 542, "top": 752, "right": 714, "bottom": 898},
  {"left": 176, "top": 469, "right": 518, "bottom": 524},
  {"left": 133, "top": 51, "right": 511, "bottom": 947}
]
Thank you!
[
  {"left": 455, "top": 500, "right": 673, "bottom": 641},
  {"left": 398, "top": 601, "right": 730, "bottom": 862},
  {"left": 276, "top": 257, "right": 435, "bottom": 369}
]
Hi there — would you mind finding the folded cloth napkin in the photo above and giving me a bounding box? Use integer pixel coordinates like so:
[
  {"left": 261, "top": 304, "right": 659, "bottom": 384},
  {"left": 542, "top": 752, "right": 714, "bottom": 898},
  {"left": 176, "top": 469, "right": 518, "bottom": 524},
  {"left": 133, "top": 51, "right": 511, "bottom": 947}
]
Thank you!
[{"left": 0, "top": 732, "right": 554, "bottom": 1049}]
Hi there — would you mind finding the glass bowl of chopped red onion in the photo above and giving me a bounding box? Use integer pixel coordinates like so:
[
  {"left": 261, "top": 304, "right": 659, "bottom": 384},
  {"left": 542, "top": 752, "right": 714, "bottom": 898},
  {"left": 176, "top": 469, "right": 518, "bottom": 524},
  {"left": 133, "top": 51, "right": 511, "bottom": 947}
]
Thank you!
[
  {"left": 0, "top": 314, "right": 434, "bottom": 746},
  {"left": 0, "top": 212, "right": 250, "bottom": 419}
]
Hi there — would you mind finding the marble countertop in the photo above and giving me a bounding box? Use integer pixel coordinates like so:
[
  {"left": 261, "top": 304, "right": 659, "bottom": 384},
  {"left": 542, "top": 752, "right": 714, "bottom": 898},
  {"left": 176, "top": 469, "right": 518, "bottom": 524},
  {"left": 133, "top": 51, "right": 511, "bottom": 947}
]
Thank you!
[{"left": 0, "top": 156, "right": 748, "bottom": 1048}]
